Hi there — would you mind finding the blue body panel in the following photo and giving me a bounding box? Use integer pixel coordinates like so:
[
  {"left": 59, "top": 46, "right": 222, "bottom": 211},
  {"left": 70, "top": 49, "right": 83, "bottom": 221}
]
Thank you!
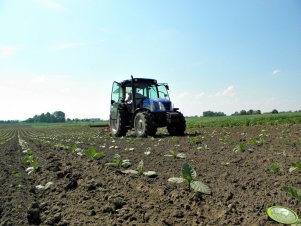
[{"left": 143, "top": 98, "right": 172, "bottom": 112}]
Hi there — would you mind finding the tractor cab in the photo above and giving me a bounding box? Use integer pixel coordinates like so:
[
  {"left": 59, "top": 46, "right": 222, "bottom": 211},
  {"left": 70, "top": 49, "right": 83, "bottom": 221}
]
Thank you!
[{"left": 110, "top": 76, "right": 185, "bottom": 137}]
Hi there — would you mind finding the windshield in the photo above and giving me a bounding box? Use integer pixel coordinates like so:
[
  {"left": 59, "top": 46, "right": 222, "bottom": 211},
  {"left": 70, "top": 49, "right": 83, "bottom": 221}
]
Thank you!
[
  {"left": 125, "top": 82, "right": 170, "bottom": 100},
  {"left": 157, "top": 84, "right": 170, "bottom": 100}
]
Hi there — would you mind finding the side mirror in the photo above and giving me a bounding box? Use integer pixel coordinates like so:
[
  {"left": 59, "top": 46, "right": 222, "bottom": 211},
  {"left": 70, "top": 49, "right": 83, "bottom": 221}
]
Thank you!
[
  {"left": 165, "top": 85, "right": 169, "bottom": 90},
  {"left": 111, "top": 100, "right": 115, "bottom": 105}
]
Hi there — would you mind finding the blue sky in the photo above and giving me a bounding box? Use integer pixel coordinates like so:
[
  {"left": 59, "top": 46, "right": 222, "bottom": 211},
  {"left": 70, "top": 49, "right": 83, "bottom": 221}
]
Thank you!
[{"left": 0, "top": 0, "right": 300, "bottom": 120}]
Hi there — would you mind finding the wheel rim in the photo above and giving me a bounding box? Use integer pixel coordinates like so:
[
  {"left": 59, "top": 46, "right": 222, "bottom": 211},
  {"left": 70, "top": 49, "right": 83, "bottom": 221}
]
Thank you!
[{"left": 135, "top": 115, "right": 144, "bottom": 135}]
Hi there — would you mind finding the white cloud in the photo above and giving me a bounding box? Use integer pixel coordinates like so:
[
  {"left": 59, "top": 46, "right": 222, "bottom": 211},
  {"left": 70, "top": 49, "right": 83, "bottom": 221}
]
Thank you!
[
  {"left": 195, "top": 92, "right": 205, "bottom": 98},
  {"left": 177, "top": 91, "right": 190, "bottom": 99},
  {"left": 272, "top": 69, "right": 281, "bottom": 75},
  {"left": 35, "top": 0, "right": 64, "bottom": 10},
  {"left": 215, "top": 86, "right": 235, "bottom": 97},
  {"left": 30, "top": 75, "right": 47, "bottom": 84},
  {"left": 0, "top": 45, "right": 18, "bottom": 59},
  {"left": 53, "top": 42, "right": 86, "bottom": 50}
]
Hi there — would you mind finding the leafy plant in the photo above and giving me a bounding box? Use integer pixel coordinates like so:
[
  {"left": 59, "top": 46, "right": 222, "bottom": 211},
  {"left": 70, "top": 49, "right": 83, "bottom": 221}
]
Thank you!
[
  {"left": 189, "top": 136, "right": 202, "bottom": 144},
  {"left": 32, "top": 157, "right": 39, "bottom": 171},
  {"left": 85, "top": 147, "right": 105, "bottom": 159},
  {"left": 249, "top": 136, "right": 266, "bottom": 146},
  {"left": 12, "top": 171, "right": 21, "bottom": 177},
  {"left": 282, "top": 186, "right": 301, "bottom": 202},
  {"left": 70, "top": 144, "right": 77, "bottom": 153},
  {"left": 269, "top": 163, "right": 282, "bottom": 173},
  {"left": 233, "top": 143, "right": 245, "bottom": 153},
  {"left": 21, "top": 155, "right": 34, "bottom": 165},
  {"left": 289, "top": 162, "right": 301, "bottom": 173},
  {"left": 164, "top": 150, "right": 186, "bottom": 159},
  {"left": 105, "top": 154, "right": 131, "bottom": 168},
  {"left": 168, "top": 162, "right": 211, "bottom": 194},
  {"left": 121, "top": 160, "right": 157, "bottom": 177}
]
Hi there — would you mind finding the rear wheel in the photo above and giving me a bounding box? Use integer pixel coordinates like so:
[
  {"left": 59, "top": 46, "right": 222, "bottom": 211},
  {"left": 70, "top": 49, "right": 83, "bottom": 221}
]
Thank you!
[
  {"left": 134, "top": 112, "right": 157, "bottom": 137},
  {"left": 110, "top": 111, "right": 127, "bottom": 137},
  {"left": 167, "top": 112, "right": 186, "bottom": 136}
]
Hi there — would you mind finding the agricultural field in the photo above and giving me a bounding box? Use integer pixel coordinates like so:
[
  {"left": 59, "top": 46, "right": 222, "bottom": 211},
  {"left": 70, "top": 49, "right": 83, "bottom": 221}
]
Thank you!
[{"left": 0, "top": 120, "right": 301, "bottom": 225}]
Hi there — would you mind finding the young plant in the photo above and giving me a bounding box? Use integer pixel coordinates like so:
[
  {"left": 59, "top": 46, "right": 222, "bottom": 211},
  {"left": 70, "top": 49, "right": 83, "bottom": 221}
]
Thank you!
[
  {"left": 289, "top": 162, "right": 301, "bottom": 173},
  {"left": 233, "top": 143, "right": 245, "bottom": 153},
  {"left": 70, "top": 144, "right": 77, "bottom": 153},
  {"left": 282, "top": 186, "right": 301, "bottom": 202},
  {"left": 12, "top": 171, "right": 21, "bottom": 177},
  {"left": 105, "top": 154, "right": 131, "bottom": 168},
  {"left": 121, "top": 160, "right": 157, "bottom": 177},
  {"left": 269, "top": 163, "right": 282, "bottom": 173},
  {"left": 84, "top": 147, "right": 105, "bottom": 159},
  {"left": 168, "top": 162, "right": 211, "bottom": 194},
  {"left": 164, "top": 150, "right": 186, "bottom": 159}
]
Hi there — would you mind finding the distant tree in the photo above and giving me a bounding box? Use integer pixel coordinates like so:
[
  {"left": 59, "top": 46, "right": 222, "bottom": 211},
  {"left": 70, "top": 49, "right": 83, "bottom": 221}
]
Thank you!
[
  {"left": 240, "top": 110, "right": 247, "bottom": 115},
  {"left": 255, "top": 110, "right": 261, "bottom": 115},
  {"left": 25, "top": 111, "right": 66, "bottom": 123},
  {"left": 272, "top": 109, "right": 278, "bottom": 114},
  {"left": 247, "top": 109, "right": 254, "bottom": 115},
  {"left": 203, "top": 111, "right": 226, "bottom": 117},
  {"left": 53, "top": 111, "right": 66, "bottom": 122}
]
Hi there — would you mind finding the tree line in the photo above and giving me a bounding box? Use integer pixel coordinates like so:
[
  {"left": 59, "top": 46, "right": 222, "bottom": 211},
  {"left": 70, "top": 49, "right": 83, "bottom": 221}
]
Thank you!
[
  {"left": 25, "top": 111, "right": 66, "bottom": 123},
  {"left": 202, "top": 109, "right": 298, "bottom": 117}
]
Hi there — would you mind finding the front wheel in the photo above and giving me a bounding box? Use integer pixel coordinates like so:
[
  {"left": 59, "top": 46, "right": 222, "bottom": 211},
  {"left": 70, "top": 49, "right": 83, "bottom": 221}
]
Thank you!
[
  {"left": 134, "top": 112, "right": 157, "bottom": 137},
  {"left": 167, "top": 112, "right": 186, "bottom": 136},
  {"left": 110, "top": 111, "right": 127, "bottom": 137}
]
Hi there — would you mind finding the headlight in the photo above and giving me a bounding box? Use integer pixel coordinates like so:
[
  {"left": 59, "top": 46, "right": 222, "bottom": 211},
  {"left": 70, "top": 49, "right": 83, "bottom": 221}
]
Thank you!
[
  {"left": 153, "top": 101, "right": 159, "bottom": 110},
  {"left": 159, "top": 102, "right": 165, "bottom": 110}
]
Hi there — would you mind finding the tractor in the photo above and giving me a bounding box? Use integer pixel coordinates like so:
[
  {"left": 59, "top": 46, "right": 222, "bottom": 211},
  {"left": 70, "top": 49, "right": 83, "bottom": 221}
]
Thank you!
[{"left": 109, "top": 76, "right": 186, "bottom": 137}]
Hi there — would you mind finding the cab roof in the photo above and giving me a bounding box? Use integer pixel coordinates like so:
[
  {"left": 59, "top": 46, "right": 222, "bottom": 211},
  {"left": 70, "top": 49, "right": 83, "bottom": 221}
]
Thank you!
[{"left": 120, "top": 78, "right": 157, "bottom": 87}]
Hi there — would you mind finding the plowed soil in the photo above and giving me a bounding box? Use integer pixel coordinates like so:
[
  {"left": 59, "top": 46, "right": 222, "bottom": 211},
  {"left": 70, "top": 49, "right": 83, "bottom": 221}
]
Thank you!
[{"left": 0, "top": 124, "right": 300, "bottom": 226}]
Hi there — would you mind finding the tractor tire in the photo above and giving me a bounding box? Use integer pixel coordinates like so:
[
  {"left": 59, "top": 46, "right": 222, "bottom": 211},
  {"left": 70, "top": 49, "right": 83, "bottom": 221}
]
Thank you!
[
  {"left": 134, "top": 111, "right": 157, "bottom": 137},
  {"left": 110, "top": 110, "right": 127, "bottom": 137},
  {"left": 167, "top": 112, "right": 186, "bottom": 136}
]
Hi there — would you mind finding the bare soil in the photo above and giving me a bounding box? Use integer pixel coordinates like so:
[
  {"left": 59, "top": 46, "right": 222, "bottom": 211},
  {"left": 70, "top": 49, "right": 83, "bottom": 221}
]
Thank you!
[{"left": 0, "top": 124, "right": 300, "bottom": 225}]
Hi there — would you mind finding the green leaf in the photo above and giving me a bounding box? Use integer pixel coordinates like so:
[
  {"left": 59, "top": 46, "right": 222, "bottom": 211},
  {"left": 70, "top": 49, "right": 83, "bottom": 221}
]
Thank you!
[
  {"left": 136, "top": 160, "right": 144, "bottom": 174},
  {"left": 190, "top": 180, "right": 211, "bottom": 194},
  {"left": 282, "top": 186, "right": 301, "bottom": 202},
  {"left": 289, "top": 162, "right": 301, "bottom": 173},
  {"left": 168, "top": 177, "right": 185, "bottom": 184},
  {"left": 93, "top": 151, "right": 106, "bottom": 159},
  {"left": 182, "top": 162, "right": 194, "bottom": 184}
]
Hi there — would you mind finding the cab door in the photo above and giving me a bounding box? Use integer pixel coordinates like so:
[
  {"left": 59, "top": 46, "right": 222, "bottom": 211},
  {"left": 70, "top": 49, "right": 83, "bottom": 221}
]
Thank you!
[{"left": 110, "top": 82, "right": 122, "bottom": 121}]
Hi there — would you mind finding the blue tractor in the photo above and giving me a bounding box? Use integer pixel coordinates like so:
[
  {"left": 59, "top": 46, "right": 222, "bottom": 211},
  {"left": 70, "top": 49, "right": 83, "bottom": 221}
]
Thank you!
[{"left": 110, "top": 76, "right": 186, "bottom": 137}]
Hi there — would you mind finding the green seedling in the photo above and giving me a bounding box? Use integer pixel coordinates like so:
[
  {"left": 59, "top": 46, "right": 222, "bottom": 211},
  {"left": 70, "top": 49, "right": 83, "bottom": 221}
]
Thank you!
[
  {"left": 289, "top": 162, "right": 301, "bottom": 173},
  {"left": 269, "top": 163, "right": 282, "bottom": 173},
  {"left": 249, "top": 137, "right": 266, "bottom": 146},
  {"left": 84, "top": 147, "right": 105, "bottom": 159},
  {"left": 164, "top": 150, "right": 186, "bottom": 159},
  {"left": 168, "top": 162, "right": 211, "bottom": 194},
  {"left": 282, "top": 187, "right": 301, "bottom": 202},
  {"left": 170, "top": 136, "right": 179, "bottom": 144},
  {"left": 189, "top": 136, "right": 202, "bottom": 144},
  {"left": 70, "top": 144, "right": 77, "bottom": 153},
  {"left": 12, "top": 171, "right": 21, "bottom": 177},
  {"left": 233, "top": 143, "right": 245, "bottom": 153},
  {"left": 21, "top": 155, "right": 34, "bottom": 165},
  {"left": 105, "top": 154, "right": 131, "bottom": 168},
  {"left": 121, "top": 160, "right": 157, "bottom": 177},
  {"left": 32, "top": 157, "right": 39, "bottom": 171}
]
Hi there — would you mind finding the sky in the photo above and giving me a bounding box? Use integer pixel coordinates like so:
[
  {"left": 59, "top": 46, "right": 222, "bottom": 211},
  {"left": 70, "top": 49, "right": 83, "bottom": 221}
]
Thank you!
[{"left": 0, "top": 0, "right": 300, "bottom": 120}]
